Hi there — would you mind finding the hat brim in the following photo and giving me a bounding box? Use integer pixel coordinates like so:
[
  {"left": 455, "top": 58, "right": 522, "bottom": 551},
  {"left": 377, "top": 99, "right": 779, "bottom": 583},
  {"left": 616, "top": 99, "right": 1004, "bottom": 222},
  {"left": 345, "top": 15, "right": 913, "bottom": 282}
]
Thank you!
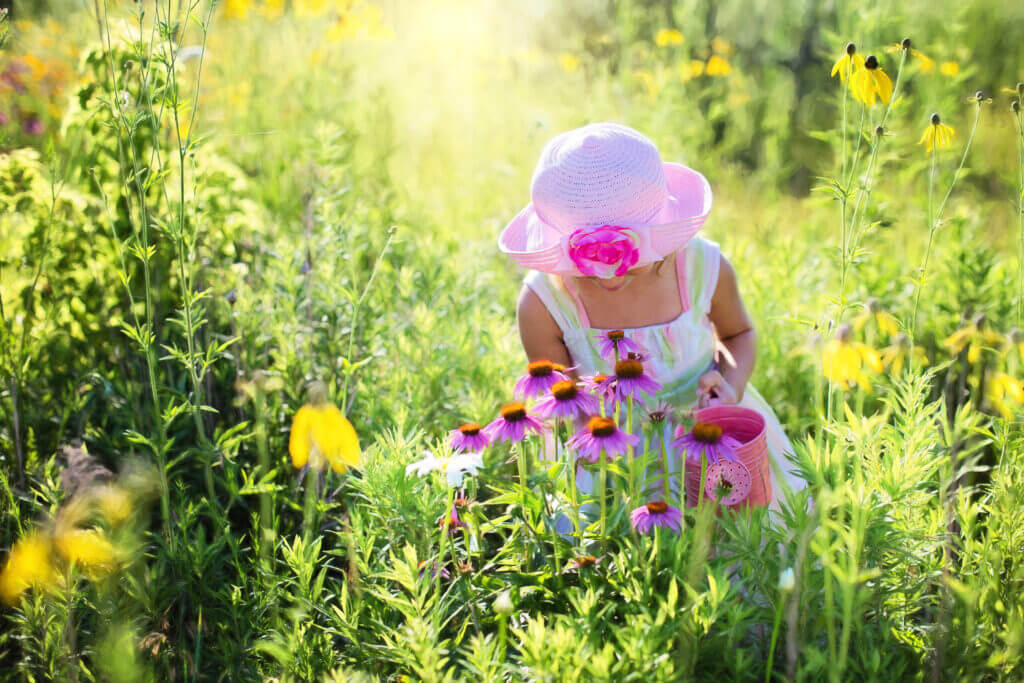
[{"left": 498, "top": 162, "right": 712, "bottom": 275}]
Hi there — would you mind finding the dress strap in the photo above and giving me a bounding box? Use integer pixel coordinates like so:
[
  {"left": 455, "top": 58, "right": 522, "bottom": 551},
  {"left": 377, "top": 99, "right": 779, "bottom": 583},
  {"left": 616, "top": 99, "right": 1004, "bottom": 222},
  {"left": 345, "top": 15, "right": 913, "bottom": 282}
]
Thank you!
[
  {"left": 560, "top": 276, "right": 592, "bottom": 327},
  {"left": 684, "top": 237, "right": 721, "bottom": 313},
  {"left": 524, "top": 270, "right": 586, "bottom": 334},
  {"left": 673, "top": 248, "right": 691, "bottom": 314}
]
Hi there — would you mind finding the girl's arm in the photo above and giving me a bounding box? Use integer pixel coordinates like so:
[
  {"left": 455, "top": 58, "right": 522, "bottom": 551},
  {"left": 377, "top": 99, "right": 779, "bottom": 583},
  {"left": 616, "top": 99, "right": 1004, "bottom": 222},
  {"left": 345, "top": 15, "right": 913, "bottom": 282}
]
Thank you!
[
  {"left": 703, "top": 255, "right": 756, "bottom": 403},
  {"left": 516, "top": 284, "right": 576, "bottom": 378}
]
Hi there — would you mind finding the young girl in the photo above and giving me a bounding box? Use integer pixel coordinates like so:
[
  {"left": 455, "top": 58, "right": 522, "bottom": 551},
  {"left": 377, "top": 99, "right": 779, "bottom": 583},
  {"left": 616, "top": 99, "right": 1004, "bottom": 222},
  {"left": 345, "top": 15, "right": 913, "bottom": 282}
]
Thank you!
[{"left": 498, "top": 121, "right": 807, "bottom": 517}]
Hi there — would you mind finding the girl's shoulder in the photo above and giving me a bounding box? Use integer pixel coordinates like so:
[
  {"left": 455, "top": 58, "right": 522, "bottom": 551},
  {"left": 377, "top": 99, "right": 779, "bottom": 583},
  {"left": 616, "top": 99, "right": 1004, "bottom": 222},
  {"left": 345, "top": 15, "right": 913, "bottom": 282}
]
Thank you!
[{"left": 680, "top": 235, "right": 722, "bottom": 312}]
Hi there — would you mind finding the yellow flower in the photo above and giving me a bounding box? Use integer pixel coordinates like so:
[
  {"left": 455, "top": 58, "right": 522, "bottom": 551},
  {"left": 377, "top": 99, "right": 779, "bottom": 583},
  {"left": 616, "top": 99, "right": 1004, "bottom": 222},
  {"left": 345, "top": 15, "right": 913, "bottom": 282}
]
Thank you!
[
  {"left": 258, "top": 0, "right": 285, "bottom": 19},
  {"left": 849, "top": 55, "right": 893, "bottom": 107},
  {"left": 654, "top": 28, "right": 683, "bottom": 47},
  {"left": 222, "top": 0, "right": 252, "bottom": 20},
  {"left": 294, "top": 0, "right": 329, "bottom": 17},
  {"left": 0, "top": 533, "right": 60, "bottom": 605},
  {"left": 55, "top": 529, "right": 117, "bottom": 575},
  {"left": 95, "top": 485, "right": 133, "bottom": 525},
  {"left": 557, "top": 53, "right": 580, "bottom": 74},
  {"left": 289, "top": 402, "right": 361, "bottom": 474},
  {"left": 678, "top": 59, "right": 704, "bottom": 82},
  {"left": 987, "top": 372, "right": 1024, "bottom": 420},
  {"left": 830, "top": 43, "right": 864, "bottom": 84},
  {"left": 943, "top": 314, "right": 1004, "bottom": 364},
  {"left": 711, "top": 37, "right": 733, "bottom": 56},
  {"left": 881, "top": 334, "right": 929, "bottom": 376},
  {"left": 851, "top": 298, "right": 900, "bottom": 337},
  {"left": 705, "top": 55, "right": 732, "bottom": 77},
  {"left": 939, "top": 61, "right": 959, "bottom": 77},
  {"left": 918, "top": 113, "right": 955, "bottom": 154},
  {"left": 822, "top": 324, "right": 883, "bottom": 392},
  {"left": 887, "top": 44, "right": 934, "bottom": 73}
]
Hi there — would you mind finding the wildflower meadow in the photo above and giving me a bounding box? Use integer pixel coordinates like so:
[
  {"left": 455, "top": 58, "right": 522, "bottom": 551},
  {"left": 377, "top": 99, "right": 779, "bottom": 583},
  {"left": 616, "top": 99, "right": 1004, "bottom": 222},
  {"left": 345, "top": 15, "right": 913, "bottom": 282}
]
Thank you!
[{"left": 2, "top": 0, "right": 1024, "bottom": 680}]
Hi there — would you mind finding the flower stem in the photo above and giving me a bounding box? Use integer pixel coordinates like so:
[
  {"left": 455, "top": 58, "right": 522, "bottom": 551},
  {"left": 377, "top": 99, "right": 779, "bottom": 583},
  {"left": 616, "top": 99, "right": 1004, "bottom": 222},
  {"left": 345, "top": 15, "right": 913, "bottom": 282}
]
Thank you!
[
  {"left": 599, "top": 450, "right": 608, "bottom": 544},
  {"left": 766, "top": 595, "right": 785, "bottom": 682}
]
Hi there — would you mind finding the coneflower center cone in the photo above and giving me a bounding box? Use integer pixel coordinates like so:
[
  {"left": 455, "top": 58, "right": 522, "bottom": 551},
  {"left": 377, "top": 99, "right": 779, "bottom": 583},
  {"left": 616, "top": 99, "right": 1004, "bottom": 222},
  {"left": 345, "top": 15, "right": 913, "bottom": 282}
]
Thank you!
[
  {"left": 551, "top": 380, "right": 578, "bottom": 401},
  {"left": 500, "top": 403, "right": 527, "bottom": 421},
  {"left": 588, "top": 416, "right": 617, "bottom": 437},
  {"left": 614, "top": 359, "right": 644, "bottom": 379},
  {"left": 459, "top": 423, "right": 482, "bottom": 436},
  {"left": 527, "top": 361, "right": 555, "bottom": 377},
  {"left": 608, "top": 330, "right": 625, "bottom": 342},
  {"left": 646, "top": 501, "right": 668, "bottom": 514},
  {"left": 692, "top": 423, "right": 724, "bottom": 443},
  {"left": 575, "top": 555, "right": 598, "bottom": 567}
]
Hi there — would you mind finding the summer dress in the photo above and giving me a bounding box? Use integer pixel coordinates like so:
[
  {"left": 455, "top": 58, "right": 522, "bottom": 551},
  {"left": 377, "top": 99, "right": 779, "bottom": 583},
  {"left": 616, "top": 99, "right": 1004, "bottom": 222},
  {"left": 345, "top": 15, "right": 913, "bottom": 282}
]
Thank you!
[{"left": 525, "top": 235, "right": 808, "bottom": 517}]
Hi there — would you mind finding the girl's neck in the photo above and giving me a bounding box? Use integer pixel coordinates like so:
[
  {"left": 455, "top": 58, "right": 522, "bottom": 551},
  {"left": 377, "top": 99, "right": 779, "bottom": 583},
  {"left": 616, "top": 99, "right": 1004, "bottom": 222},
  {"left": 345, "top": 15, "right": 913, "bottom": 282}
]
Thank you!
[{"left": 564, "top": 252, "right": 685, "bottom": 329}]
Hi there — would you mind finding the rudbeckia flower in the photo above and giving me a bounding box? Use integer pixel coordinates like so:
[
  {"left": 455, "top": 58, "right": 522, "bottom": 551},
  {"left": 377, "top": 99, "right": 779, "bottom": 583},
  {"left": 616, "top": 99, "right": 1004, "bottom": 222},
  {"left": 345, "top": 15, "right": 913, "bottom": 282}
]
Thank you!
[
  {"left": 943, "top": 314, "right": 1004, "bottom": 364},
  {"left": 405, "top": 451, "right": 484, "bottom": 487},
  {"left": 850, "top": 55, "right": 894, "bottom": 107},
  {"left": 55, "top": 529, "right": 118, "bottom": 576},
  {"left": 830, "top": 43, "right": 864, "bottom": 84},
  {"left": 629, "top": 501, "right": 683, "bottom": 534},
  {"left": 940, "top": 61, "right": 959, "bottom": 77},
  {"left": 886, "top": 42, "right": 934, "bottom": 73},
  {"left": 821, "top": 323, "right": 883, "bottom": 391},
  {"left": 514, "top": 360, "right": 570, "bottom": 400},
  {"left": 533, "top": 380, "right": 600, "bottom": 421},
  {"left": 881, "top": 333, "right": 929, "bottom": 376},
  {"left": 851, "top": 298, "right": 901, "bottom": 337},
  {"left": 987, "top": 372, "right": 1024, "bottom": 420},
  {"left": 918, "top": 113, "right": 955, "bottom": 153},
  {"left": 0, "top": 533, "right": 60, "bottom": 605},
  {"left": 483, "top": 402, "right": 547, "bottom": 444},
  {"left": 289, "top": 401, "right": 361, "bottom": 474},
  {"left": 448, "top": 423, "right": 490, "bottom": 453},
  {"left": 705, "top": 55, "right": 732, "bottom": 77},
  {"left": 568, "top": 416, "right": 639, "bottom": 464},
  {"left": 654, "top": 28, "right": 683, "bottom": 47},
  {"left": 596, "top": 329, "right": 645, "bottom": 364},
  {"left": 672, "top": 422, "right": 741, "bottom": 466}
]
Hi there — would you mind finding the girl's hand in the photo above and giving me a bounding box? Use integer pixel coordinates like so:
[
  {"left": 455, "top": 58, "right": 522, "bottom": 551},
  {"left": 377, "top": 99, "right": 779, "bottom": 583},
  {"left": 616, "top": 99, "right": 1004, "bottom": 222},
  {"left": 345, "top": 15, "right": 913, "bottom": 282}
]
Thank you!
[{"left": 696, "top": 370, "right": 739, "bottom": 408}]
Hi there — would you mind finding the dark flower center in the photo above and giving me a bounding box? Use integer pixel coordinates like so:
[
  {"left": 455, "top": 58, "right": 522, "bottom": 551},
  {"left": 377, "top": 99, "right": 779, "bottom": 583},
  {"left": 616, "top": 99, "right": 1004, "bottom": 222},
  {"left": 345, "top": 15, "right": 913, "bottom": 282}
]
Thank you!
[
  {"left": 459, "top": 423, "right": 482, "bottom": 436},
  {"left": 453, "top": 497, "right": 469, "bottom": 508},
  {"left": 615, "top": 359, "right": 644, "bottom": 379},
  {"left": 646, "top": 501, "right": 668, "bottom": 514},
  {"left": 575, "top": 555, "right": 598, "bottom": 567},
  {"left": 930, "top": 113, "right": 940, "bottom": 126},
  {"left": 845, "top": 42, "right": 856, "bottom": 55},
  {"left": 648, "top": 410, "right": 667, "bottom": 424},
  {"left": 692, "top": 422, "right": 723, "bottom": 443},
  {"left": 607, "top": 330, "right": 625, "bottom": 342},
  {"left": 593, "top": 374, "right": 609, "bottom": 384},
  {"left": 552, "top": 380, "right": 578, "bottom": 401},
  {"left": 500, "top": 403, "right": 527, "bottom": 421},
  {"left": 588, "top": 416, "right": 617, "bottom": 437},
  {"left": 864, "top": 55, "right": 878, "bottom": 70},
  {"left": 528, "top": 360, "right": 554, "bottom": 377}
]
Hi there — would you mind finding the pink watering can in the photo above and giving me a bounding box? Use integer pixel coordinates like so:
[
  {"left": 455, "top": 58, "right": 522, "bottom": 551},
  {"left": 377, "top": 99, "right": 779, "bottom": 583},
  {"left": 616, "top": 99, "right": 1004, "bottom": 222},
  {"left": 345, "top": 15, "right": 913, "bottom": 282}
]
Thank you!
[{"left": 682, "top": 392, "right": 772, "bottom": 510}]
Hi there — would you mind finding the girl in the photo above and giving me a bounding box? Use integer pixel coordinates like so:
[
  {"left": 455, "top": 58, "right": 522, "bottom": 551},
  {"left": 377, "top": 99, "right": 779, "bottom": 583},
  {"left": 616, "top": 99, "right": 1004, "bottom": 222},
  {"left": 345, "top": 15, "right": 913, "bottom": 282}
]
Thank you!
[{"left": 498, "top": 121, "right": 807, "bottom": 517}]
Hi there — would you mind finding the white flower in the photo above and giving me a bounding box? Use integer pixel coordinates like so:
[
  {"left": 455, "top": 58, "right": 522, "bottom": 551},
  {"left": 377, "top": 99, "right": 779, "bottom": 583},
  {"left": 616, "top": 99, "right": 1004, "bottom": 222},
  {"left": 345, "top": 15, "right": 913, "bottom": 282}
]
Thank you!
[
  {"left": 405, "top": 451, "right": 484, "bottom": 487},
  {"left": 778, "top": 567, "right": 795, "bottom": 593}
]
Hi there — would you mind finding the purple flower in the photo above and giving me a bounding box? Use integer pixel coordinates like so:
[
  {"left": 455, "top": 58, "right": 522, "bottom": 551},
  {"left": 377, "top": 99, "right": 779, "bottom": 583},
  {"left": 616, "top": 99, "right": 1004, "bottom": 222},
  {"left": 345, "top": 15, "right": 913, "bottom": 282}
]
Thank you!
[
  {"left": 22, "top": 116, "right": 43, "bottom": 135},
  {"left": 629, "top": 501, "right": 683, "bottom": 534},
  {"left": 672, "top": 422, "right": 742, "bottom": 466},
  {"left": 514, "top": 360, "right": 570, "bottom": 400},
  {"left": 582, "top": 373, "right": 616, "bottom": 414},
  {"left": 483, "top": 402, "right": 547, "bottom": 444},
  {"left": 601, "top": 357, "right": 662, "bottom": 404},
  {"left": 448, "top": 422, "right": 490, "bottom": 453},
  {"left": 645, "top": 401, "right": 674, "bottom": 425},
  {"left": 597, "top": 329, "right": 646, "bottom": 364},
  {"left": 533, "top": 380, "right": 600, "bottom": 421},
  {"left": 567, "top": 416, "right": 639, "bottom": 464},
  {"left": 437, "top": 498, "right": 470, "bottom": 534},
  {"left": 418, "top": 560, "right": 451, "bottom": 581}
]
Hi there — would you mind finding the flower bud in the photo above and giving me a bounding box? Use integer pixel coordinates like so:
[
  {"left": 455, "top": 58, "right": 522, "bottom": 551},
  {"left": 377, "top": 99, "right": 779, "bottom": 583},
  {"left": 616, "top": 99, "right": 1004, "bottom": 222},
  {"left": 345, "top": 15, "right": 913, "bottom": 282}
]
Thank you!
[
  {"left": 874, "top": 125, "right": 884, "bottom": 136},
  {"left": 779, "top": 567, "right": 796, "bottom": 593},
  {"left": 975, "top": 90, "right": 985, "bottom": 102},
  {"left": 493, "top": 590, "right": 514, "bottom": 614},
  {"left": 901, "top": 38, "right": 911, "bottom": 49},
  {"left": 1013, "top": 99, "right": 1020, "bottom": 114}
]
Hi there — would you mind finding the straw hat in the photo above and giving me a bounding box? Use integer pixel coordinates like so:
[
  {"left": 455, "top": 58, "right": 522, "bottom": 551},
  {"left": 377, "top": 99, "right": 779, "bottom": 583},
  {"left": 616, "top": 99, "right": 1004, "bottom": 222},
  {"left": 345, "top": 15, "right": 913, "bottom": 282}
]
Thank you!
[{"left": 498, "top": 122, "right": 713, "bottom": 278}]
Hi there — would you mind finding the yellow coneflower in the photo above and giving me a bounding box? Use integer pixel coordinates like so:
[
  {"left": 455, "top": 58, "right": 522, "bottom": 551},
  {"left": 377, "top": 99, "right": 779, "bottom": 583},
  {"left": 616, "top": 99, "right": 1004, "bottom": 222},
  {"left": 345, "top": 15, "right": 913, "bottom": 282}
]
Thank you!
[
  {"left": 222, "top": 0, "right": 251, "bottom": 19},
  {"left": 881, "top": 333, "right": 929, "bottom": 376},
  {"left": 55, "top": 529, "right": 118, "bottom": 576},
  {"left": 886, "top": 42, "right": 934, "bottom": 73},
  {"left": 294, "top": 0, "right": 329, "bottom": 17},
  {"left": 830, "top": 43, "right": 864, "bottom": 85},
  {"left": 654, "top": 28, "right": 683, "bottom": 47},
  {"left": 1001, "top": 83, "right": 1024, "bottom": 97},
  {"left": 1006, "top": 329, "right": 1024, "bottom": 364},
  {"left": 557, "top": 53, "right": 580, "bottom": 74},
  {"left": 851, "top": 298, "right": 900, "bottom": 337},
  {"left": 943, "top": 314, "right": 1005, "bottom": 364},
  {"left": 821, "top": 323, "right": 883, "bottom": 392},
  {"left": 939, "top": 61, "right": 959, "bottom": 77},
  {"left": 94, "top": 484, "right": 133, "bottom": 525},
  {"left": 850, "top": 55, "right": 894, "bottom": 107},
  {"left": 258, "top": 0, "right": 284, "bottom": 20},
  {"left": 918, "top": 113, "right": 955, "bottom": 153},
  {"left": 987, "top": 372, "right": 1024, "bottom": 420},
  {"left": 705, "top": 55, "right": 732, "bottom": 77},
  {"left": 711, "top": 36, "right": 733, "bottom": 56},
  {"left": 0, "top": 533, "right": 60, "bottom": 605},
  {"left": 678, "top": 59, "right": 705, "bottom": 82},
  {"left": 289, "top": 398, "right": 361, "bottom": 474}
]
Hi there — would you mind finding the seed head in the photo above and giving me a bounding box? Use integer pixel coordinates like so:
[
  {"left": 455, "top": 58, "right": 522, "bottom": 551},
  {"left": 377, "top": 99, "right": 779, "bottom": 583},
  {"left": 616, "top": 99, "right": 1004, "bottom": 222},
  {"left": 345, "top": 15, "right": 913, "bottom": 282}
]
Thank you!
[
  {"left": 587, "top": 416, "right": 617, "bottom": 437},
  {"left": 971, "top": 312, "right": 986, "bottom": 329},
  {"left": 607, "top": 330, "right": 625, "bottom": 342},
  {"left": 845, "top": 42, "right": 856, "bottom": 56},
  {"left": 930, "top": 112, "right": 940, "bottom": 125},
  {"left": 551, "top": 380, "right": 578, "bottom": 400},
  {"left": 866, "top": 297, "right": 881, "bottom": 313},
  {"left": 874, "top": 125, "right": 884, "bottom": 136},
  {"left": 691, "top": 422, "right": 723, "bottom": 443},
  {"left": 1017, "top": 82, "right": 1024, "bottom": 96},
  {"left": 500, "top": 402, "right": 527, "bottom": 422},
  {"left": 458, "top": 423, "right": 482, "bottom": 436},
  {"left": 1012, "top": 99, "right": 1020, "bottom": 114},
  {"left": 646, "top": 501, "right": 668, "bottom": 514},
  {"left": 836, "top": 322, "right": 853, "bottom": 343},
  {"left": 974, "top": 90, "right": 985, "bottom": 102},
  {"left": 864, "top": 55, "right": 879, "bottom": 70},
  {"left": 901, "top": 37, "right": 911, "bottom": 50},
  {"left": 527, "top": 360, "right": 555, "bottom": 377},
  {"left": 614, "top": 359, "right": 644, "bottom": 379}
]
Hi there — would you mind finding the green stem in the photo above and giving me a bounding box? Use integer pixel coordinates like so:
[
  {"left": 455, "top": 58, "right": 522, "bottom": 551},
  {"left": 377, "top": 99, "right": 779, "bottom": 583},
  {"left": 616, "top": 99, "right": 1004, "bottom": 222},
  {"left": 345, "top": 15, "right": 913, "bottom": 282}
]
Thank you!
[
  {"left": 599, "top": 450, "right": 608, "bottom": 544},
  {"left": 766, "top": 596, "right": 785, "bottom": 682}
]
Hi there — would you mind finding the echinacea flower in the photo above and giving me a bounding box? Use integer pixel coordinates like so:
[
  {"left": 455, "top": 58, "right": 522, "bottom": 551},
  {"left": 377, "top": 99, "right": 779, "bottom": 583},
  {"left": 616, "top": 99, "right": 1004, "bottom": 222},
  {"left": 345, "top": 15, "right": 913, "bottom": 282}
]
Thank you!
[
  {"left": 483, "top": 402, "right": 547, "bottom": 444},
  {"left": 830, "top": 43, "right": 864, "bottom": 84},
  {"left": 406, "top": 451, "right": 484, "bottom": 487},
  {"left": 448, "top": 423, "right": 490, "bottom": 453},
  {"left": 597, "top": 329, "right": 645, "bottom": 364},
  {"left": 514, "top": 360, "right": 570, "bottom": 400},
  {"left": 568, "top": 416, "right": 639, "bottom": 463},
  {"left": 437, "top": 499, "right": 470, "bottom": 534},
  {"left": 289, "top": 401, "right": 361, "bottom": 474},
  {"left": 583, "top": 373, "right": 616, "bottom": 413},
  {"left": 672, "top": 422, "right": 741, "bottom": 466},
  {"left": 850, "top": 55, "right": 893, "bottom": 107},
  {"left": 919, "top": 113, "right": 955, "bottom": 153},
  {"left": 0, "top": 533, "right": 60, "bottom": 605},
  {"left": 533, "top": 380, "right": 600, "bottom": 421},
  {"left": 821, "top": 323, "right": 883, "bottom": 391},
  {"left": 881, "top": 333, "right": 929, "bottom": 376},
  {"left": 629, "top": 501, "right": 683, "bottom": 534},
  {"left": 603, "top": 357, "right": 662, "bottom": 403},
  {"left": 943, "top": 313, "right": 1004, "bottom": 364},
  {"left": 851, "top": 298, "right": 900, "bottom": 337}
]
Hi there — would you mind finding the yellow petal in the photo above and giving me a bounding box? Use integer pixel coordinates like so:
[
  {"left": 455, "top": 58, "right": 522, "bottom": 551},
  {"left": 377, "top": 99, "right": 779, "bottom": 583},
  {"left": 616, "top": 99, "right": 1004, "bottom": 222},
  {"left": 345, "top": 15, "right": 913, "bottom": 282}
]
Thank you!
[
  {"left": 967, "top": 342, "right": 981, "bottom": 364},
  {"left": 873, "top": 69, "right": 894, "bottom": 105},
  {"left": 96, "top": 485, "right": 133, "bottom": 525},
  {"left": 877, "top": 311, "right": 900, "bottom": 337},
  {"left": 289, "top": 404, "right": 315, "bottom": 469},
  {"left": 309, "top": 404, "right": 361, "bottom": 473},
  {"left": 56, "top": 529, "right": 117, "bottom": 573},
  {"left": 0, "top": 533, "right": 60, "bottom": 605},
  {"left": 943, "top": 327, "right": 973, "bottom": 354}
]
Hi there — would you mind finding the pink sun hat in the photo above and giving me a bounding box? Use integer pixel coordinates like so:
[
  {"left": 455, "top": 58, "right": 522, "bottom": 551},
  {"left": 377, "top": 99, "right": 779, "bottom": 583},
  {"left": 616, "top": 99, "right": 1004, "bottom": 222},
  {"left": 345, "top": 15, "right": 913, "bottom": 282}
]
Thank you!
[{"left": 498, "top": 122, "right": 713, "bottom": 278}]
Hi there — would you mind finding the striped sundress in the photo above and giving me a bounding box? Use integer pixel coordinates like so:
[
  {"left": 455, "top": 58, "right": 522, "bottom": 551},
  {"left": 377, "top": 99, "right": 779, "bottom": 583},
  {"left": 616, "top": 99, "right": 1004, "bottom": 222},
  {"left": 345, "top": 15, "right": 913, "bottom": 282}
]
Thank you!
[{"left": 525, "top": 235, "right": 808, "bottom": 516}]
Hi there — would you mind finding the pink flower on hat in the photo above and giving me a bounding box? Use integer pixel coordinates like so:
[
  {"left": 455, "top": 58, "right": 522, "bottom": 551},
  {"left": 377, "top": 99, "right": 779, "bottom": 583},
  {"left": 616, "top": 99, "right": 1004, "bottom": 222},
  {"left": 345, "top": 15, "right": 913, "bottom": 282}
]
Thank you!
[{"left": 566, "top": 225, "right": 640, "bottom": 278}]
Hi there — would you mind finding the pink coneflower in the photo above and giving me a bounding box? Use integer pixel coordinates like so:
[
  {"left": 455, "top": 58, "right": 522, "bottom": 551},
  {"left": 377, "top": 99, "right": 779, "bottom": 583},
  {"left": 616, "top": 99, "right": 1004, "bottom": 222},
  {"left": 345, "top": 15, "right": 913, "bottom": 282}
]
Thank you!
[
  {"left": 597, "top": 329, "right": 646, "bottom": 364},
  {"left": 514, "top": 360, "right": 570, "bottom": 400},
  {"left": 533, "top": 380, "right": 600, "bottom": 421},
  {"left": 448, "top": 422, "right": 490, "bottom": 452},
  {"left": 582, "top": 373, "right": 616, "bottom": 414},
  {"left": 436, "top": 498, "right": 470, "bottom": 534},
  {"left": 704, "top": 461, "right": 752, "bottom": 506},
  {"left": 629, "top": 501, "right": 683, "bottom": 534},
  {"left": 22, "top": 116, "right": 43, "bottom": 135},
  {"left": 483, "top": 402, "right": 547, "bottom": 444},
  {"left": 673, "top": 422, "right": 741, "bottom": 465},
  {"left": 601, "top": 357, "right": 662, "bottom": 403},
  {"left": 568, "top": 416, "right": 639, "bottom": 464}
]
